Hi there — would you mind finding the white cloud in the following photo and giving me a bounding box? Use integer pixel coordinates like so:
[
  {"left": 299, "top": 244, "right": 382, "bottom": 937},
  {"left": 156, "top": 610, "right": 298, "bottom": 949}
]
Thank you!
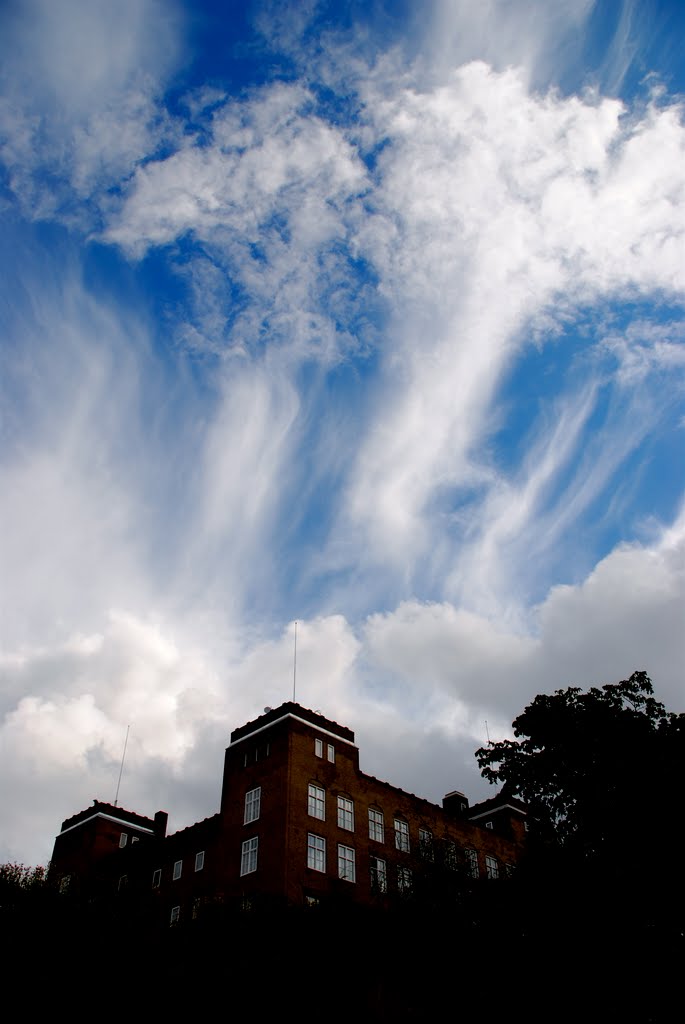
[
  {"left": 0, "top": 0, "right": 182, "bottom": 219},
  {"left": 339, "top": 62, "right": 685, "bottom": 590}
]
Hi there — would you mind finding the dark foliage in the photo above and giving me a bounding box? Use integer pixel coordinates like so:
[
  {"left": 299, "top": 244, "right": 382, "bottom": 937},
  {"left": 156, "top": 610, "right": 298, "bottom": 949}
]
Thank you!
[{"left": 476, "top": 671, "right": 685, "bottom": 872}]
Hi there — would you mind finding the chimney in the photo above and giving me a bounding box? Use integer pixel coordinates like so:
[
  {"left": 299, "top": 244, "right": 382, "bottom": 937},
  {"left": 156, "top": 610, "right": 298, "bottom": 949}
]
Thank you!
[{"left": 154, "top": 810, "right": 168, "bottom": 839}]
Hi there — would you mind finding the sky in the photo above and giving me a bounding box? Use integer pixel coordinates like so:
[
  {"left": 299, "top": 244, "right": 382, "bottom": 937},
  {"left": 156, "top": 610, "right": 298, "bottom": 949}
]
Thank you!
[{"left": 1, "top": 0, "right": 684, "bottom": 866}]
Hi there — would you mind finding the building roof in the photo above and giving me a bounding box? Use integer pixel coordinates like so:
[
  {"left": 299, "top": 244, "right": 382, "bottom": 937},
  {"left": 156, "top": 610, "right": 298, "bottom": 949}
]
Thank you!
[
  {"left": 229, "top": 701, "right": 356, "bottom": 745},
  {"left": 58, "top": 800, "right": 159, "bottom": 835}
]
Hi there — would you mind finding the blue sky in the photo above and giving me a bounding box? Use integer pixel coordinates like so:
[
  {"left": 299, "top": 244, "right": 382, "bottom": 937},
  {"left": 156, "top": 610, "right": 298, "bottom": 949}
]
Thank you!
[{"left": 1, "top": 0, "right": 684, "bottom": 864}]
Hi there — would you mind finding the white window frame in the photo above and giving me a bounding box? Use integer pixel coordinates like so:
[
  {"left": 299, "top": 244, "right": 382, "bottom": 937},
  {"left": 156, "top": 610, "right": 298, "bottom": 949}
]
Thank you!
[
  {"left": 244, "top": 786, "right": 261, "bottom": 824},
  {"left": 172, "top": 859, "right": 182, "bottom": 881},
  {"left": 308, "top": 783, "right": 325, "bottom": 820},
  {"left": 397, "top": 866, "right": 412, "bottom": 894},
  {"left": 194, "top": 850, "right": 205, "bottom": 872},
  {"left": 337, "top": 796, "right": 354, "bottom": 831},
  {"left": 444, "top": 840, "right": 457, "bottom": 871},
  {"left": 419, "top": 827, "right": 433, "bottom": 860},
  {"left": 119, "top": 833, "right": 128, "bottom": 848},
  {"left": 485, "top": 855, "right": 499, "bottom": 879},
  {"left": 307, "top": 833, "right": 326, "bottom": 873},
  {"left": 327, "top": 743, "right": 335, "bottom": 763},
  {"left": 368, "top": 808, "right": 385, "bottom": 843},
  {"left": 170, "top": 905, "right": 180, "bottom": 925},
  {"left": 394, "top": 818, "right": 410, "bottom": 853},
  {"left": 465, "top": 849, "right": 479, "bottom": 878},
  {"left": 315, "top": 738, "right": 323, "bottom": 757},
  {"left": 152, "top": 868, "right": 161, "bottom": 888},
  {"left": 338, "top": 844, "right": 356, "bottom": 882},
  {"left": 370, "top": 856, "right": 387, "bottom": 893},
  {"left": 240, "top": 836, "right": 258, "bottom": 876}
]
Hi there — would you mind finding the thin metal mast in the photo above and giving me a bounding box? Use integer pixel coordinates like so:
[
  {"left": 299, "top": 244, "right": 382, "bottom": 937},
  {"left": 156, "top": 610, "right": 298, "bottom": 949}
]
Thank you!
[
  {"left": 114, "top": 724, "right": 130, "bottom": 807},
  {"left": 292, "top": 620, "right": 298, "bottom": 702}
]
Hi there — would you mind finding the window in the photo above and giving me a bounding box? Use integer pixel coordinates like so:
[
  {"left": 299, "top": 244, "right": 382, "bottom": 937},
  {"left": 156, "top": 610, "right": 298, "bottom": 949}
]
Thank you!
[
  {"left": 152, "top": 868, "right": 161, "bottom": 888},
  {"left": 397, "top": 866, "right": 412, "bottom": 895},
  {"left": 307, "top": 834, "right": 326, "bottom": 873},
  {"left": 444, "top": 840, "right": 458, "bottom": 871},
  {"left": 194, "top": 850, "right": 205, "bottom": 872},
  {"left": 394, "top": 818, "right": 410, "bottom": 853},
  {"left": 465, "top": 849, "right": 479, "bottom": 878},
  {"left": 119, "top": 833, "right": 128, "bottom": 848},
  {"left": 327, "top": 743, "right": 335, "bottom": 763},
  {"left": 315, "top": 738, "right": 323, "bottom": 757},
  {"left": 173, "top": 859, "right": 182, "bottom": 881},
  {"left": 118, "top": 874, "right": 128, "bottom": 892},
  {"left": 485, "top": 820, "right": 493, "bottom": 830},
  {"left": 244, "top": 786, "right": 261, "bottom": 824},
  {"left": 170, "top": 905, "right": 180, "bottom": 926},
  {"left": 131, "top": 836, "right": 139, "bottom": 844},
  {"left": 419, "top": 828, "right": 434, "bottom": 861},
  {"left": 308, "top": 783, "right": 325, "bottom": 820},
  {"left": 368, "top": 808, "right": 385, "bottom": 843},
  {"left": 370, "top": 856, "right": 387, "bottom": 893},
  {"left": 337, "top": 796, "right": 354, "bottom": 831},
  {"left": 241, "top": 836, "right": 258, "bottom": 876},
  {"left": 338, "top": 844, "right": 356, "bottom": 882},
  {"left": 485, "top": 855, "right": 499, "bottom": 879},
  {"left": 192, "top": 897, "right": 201, "bottom": 920}
]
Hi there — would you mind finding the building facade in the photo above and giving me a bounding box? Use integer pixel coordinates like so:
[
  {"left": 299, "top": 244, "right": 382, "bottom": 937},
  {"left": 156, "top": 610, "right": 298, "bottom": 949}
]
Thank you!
[{"left": 51, "top": 702, "right": 526, "bottom": 925}]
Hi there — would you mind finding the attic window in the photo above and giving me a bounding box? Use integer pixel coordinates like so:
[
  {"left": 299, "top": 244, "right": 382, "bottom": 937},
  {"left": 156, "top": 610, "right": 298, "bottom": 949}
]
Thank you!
[{"left": 485, "top": 821, "right": 493, "bottom": 829}]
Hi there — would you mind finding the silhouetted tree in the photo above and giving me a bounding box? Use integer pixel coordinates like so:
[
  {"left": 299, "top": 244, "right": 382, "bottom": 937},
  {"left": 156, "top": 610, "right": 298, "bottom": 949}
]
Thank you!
[
  {"left": 477, "top": 671, "right": 683, "bottom": 862},
  {"left": 476, "top": 671, "right": 684, "bottom": 943}
]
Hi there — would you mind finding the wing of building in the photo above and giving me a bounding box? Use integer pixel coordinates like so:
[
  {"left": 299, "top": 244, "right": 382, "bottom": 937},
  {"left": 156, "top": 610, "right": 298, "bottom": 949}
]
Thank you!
[{"left": 50, "top": 702, "right": 526, "bottom": 926}]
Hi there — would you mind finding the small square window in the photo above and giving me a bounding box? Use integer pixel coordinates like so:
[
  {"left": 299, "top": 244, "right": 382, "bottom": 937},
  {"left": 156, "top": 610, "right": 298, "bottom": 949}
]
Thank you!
[
  {"left": 241, "top": 836, "right": 258, "bottom": 876},
  {"left": 485, "top": 820, "right": 493, "bottom": 829},
  {"left": 307, "top": 834, "right": 326, "bottom": 873},
  {"left": 195, "top": 850, "right": 205, "bottom": 872},
  {"left": 315, "top": 738, "right": 323, "bottom": 757},
  {"left": 327, "top": 743, "right": 335, "bottom": 763},
  {"left": 152, "top": 868, "right": 161, "bottom": 888},
  {"left": 173, "top": 859, "right": 182, "bottom": 881},
  {"left": 119, "top": 833, "right": 128, "bottom": 848},
  {"left": 170, "top": 905, "right": 180, "bottom": 926},
  {"left": 338, "top": 844, "right": 356, "bottom": 882},
  {"left": 337, "top": 796, "right": 354, "bottom": 831},
  {"left": 131, "top": 836, "right": 139, "bottom": 844}
]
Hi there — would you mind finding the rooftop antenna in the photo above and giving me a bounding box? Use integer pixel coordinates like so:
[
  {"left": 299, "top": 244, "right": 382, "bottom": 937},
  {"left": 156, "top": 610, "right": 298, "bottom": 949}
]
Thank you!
[
  {"left": 485, "top": 720, "right": 490, "bottom": 744},
  {"left": 292, "top": 620, "right": 298, "bottom": 703},
  {"left": 114, "top": 724, "right": 130, "bottom": 807}
]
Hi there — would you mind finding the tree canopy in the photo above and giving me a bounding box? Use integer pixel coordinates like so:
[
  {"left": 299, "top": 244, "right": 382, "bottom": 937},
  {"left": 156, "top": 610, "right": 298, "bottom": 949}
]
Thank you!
[{"left": 476, "top": 670, "right": 684, "bottom": 870}]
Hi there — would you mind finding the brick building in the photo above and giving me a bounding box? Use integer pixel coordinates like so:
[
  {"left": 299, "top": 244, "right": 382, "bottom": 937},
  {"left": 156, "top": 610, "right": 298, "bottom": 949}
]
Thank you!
[{"left": 51, "top": 701, "right": 526, "bottom": 925}]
